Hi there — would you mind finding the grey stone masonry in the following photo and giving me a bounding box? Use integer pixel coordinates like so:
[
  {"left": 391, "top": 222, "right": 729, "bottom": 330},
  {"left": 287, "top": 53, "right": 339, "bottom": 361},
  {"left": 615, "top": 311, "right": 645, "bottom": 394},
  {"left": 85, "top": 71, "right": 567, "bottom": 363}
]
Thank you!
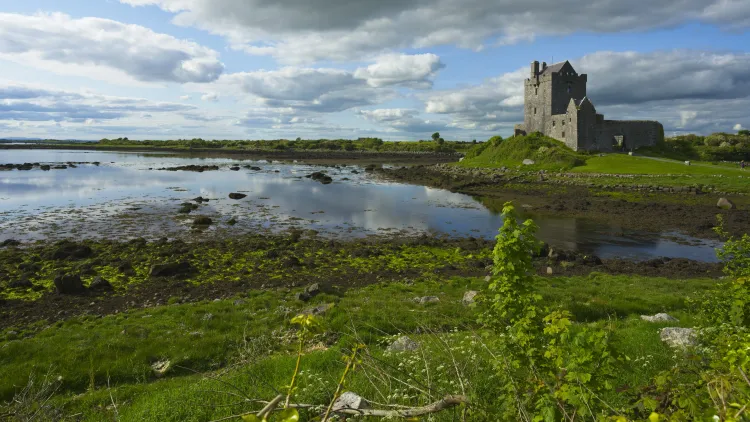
[{"left": 516, "top": 60, "right": 663, "bottom": 152}]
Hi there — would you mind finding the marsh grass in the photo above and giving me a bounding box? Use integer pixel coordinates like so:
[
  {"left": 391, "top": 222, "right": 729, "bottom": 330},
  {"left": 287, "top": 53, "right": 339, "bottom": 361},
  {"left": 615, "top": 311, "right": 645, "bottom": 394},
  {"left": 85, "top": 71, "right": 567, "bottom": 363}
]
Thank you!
[{"left": 1, "top": 273, "right": 718, "bottom": 420}]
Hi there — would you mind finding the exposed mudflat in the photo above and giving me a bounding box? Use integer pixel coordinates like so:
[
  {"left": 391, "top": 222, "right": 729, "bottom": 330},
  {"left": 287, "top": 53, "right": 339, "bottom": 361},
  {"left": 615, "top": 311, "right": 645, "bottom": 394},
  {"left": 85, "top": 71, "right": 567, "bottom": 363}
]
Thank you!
[{"left": 0, "top": 234, "right": 723, "bottom": 331}]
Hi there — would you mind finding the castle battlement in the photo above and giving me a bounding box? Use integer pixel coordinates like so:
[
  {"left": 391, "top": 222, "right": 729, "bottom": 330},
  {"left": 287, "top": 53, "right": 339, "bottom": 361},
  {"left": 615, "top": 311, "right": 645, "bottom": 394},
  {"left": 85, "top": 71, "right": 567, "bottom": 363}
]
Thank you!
[{"left": 514, "top": 60, "right": 663, "bottom": 151}]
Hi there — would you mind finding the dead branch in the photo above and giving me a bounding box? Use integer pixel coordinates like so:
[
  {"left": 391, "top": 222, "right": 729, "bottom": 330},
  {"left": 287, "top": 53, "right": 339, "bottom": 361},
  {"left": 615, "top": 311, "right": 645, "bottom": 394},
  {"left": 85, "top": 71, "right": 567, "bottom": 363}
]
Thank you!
[{"left": 334, "top": 394, "right": 468, "bottom": 418}]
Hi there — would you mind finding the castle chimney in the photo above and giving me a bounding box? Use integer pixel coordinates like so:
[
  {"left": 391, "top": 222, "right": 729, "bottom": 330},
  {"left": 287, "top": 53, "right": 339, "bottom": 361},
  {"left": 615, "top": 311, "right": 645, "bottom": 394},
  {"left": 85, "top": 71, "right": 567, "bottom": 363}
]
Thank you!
[
  {"left": 530, "top": 61, "right": 539, "bottom": 78},
  {"left": 542, "top": 61, "right": 547, "bottom": 70}
]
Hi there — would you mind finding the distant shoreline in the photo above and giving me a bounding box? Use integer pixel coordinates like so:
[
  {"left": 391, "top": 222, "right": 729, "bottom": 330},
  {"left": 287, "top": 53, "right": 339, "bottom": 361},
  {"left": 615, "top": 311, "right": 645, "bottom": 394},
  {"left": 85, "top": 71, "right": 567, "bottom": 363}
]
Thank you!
[{"left": 0, "top": 144, "right": 462, "bottom": 163}]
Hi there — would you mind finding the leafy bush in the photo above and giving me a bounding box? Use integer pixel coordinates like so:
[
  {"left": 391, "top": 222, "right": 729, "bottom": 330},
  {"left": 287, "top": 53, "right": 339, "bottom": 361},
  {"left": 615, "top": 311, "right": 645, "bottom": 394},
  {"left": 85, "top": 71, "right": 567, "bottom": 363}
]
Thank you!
[{"left": 479, "top": 202, "right": 617, "bottom": 419}]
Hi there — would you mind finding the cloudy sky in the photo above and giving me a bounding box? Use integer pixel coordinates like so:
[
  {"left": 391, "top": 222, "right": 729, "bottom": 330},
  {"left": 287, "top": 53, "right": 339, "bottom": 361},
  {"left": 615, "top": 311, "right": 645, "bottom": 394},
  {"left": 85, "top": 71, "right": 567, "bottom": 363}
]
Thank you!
[{"left": 1, "top": 0, "right": 749, "bottom": 140}]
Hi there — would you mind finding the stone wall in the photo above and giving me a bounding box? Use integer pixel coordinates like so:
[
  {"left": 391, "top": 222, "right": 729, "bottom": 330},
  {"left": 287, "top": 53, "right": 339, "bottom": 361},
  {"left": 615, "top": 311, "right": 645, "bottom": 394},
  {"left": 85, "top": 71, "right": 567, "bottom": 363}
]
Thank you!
[
  {"left": 594, "top": 120, "right": 663, "bottom": 151},
  {"left": 523, "top": 74, "right": 553, "bottom": 134}
]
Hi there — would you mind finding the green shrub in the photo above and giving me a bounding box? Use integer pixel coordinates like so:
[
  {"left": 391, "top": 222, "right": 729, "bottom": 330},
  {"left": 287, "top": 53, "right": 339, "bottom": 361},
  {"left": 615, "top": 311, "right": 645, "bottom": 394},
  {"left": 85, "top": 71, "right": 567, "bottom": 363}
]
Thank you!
[{"left": 461, "top": 132, "right": 586, "bottom": 170}]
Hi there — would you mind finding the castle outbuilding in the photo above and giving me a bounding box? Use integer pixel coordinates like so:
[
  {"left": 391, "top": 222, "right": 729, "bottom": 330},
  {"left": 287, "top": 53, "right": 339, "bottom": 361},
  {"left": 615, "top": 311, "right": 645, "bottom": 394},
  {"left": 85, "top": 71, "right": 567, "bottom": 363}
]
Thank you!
[{"left": 514, "top": 60, "right": 663, "bottom": 151}]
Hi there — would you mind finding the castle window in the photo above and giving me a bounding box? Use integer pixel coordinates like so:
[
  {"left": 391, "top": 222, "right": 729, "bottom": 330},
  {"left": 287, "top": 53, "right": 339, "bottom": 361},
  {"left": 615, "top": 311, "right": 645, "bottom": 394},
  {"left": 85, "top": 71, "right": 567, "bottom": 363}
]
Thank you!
[
  {"left": 562, "top": 120, "right": 565, "bottom": 126},
  {"left": 562, "top": 131, "right": 565, "bottom": 138},
  {"left": 567, "top": 83, "right": 572, "bottom": 93},
  {"left": 535, "top": 88, "right": 538, "bottom": 95},
  {"left": 552, "top": 121, "right": 556, "bottom": 127},
  {"left": 534, "top": 107, "right": 537, "bottom": 115}
]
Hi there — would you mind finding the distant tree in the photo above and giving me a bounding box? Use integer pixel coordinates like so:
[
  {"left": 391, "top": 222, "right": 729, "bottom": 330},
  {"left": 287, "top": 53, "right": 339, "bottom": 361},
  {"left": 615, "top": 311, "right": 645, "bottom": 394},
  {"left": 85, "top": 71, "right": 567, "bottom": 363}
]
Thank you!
[
  {"left": 431, "top": 132, "right": 440, "bottom": 141},
  {"left": 739, "top": 129, "right": 750, "bottom": 136},
  {"left": 437, "top": 137, "right": 445, "bottom": 145}
]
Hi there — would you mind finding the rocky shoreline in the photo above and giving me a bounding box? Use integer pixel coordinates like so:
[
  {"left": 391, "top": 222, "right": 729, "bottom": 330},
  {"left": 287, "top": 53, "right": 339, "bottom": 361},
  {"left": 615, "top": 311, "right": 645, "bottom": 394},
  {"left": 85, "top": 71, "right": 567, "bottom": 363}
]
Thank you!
[
  {"left": 375, "top": 164, "right": 750, "bottom": 239},
  {"left": 0, "top": 234, "right": 723, "bottom": 331}
]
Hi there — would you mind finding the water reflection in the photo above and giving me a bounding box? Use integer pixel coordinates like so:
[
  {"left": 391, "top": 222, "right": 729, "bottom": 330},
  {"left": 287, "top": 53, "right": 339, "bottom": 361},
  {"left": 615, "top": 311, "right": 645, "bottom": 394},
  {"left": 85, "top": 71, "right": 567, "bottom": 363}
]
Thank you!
[{"left": 0, "top": 149, "right": 720, "bottom": 261}]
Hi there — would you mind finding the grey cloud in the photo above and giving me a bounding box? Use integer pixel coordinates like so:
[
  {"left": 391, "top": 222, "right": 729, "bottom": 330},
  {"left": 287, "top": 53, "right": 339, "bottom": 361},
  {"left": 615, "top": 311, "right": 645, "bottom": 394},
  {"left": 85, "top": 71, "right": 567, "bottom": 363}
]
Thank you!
[
  {"left": 0, "top": 12, "right": 224, "bottom": 83},
  {"left": 121, "top": 0, "right": 750, "bottom": 63},
  {"left": 217, "top": 67, "right": 396, "bottom": 113},
  {"left": 424, "top": 50, "right": 750, "bottom": 136}
]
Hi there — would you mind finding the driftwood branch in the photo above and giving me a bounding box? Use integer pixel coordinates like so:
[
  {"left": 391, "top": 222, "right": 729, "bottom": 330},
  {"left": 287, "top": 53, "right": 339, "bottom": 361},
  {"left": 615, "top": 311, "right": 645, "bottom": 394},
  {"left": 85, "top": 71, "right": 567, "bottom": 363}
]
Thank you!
[
  {"left": 245, "top": 394, "right": 468, "bottom": 419},
  {"left": 334, "top": 394, "right": 468, "bottom": 418}
]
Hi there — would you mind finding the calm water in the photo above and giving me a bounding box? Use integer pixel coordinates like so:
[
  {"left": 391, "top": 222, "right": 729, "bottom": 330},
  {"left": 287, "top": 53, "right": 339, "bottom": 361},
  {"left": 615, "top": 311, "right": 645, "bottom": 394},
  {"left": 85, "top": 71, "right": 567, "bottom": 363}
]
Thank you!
[{"left": 0, "top": 149, "right": 720, "bottom": 261}]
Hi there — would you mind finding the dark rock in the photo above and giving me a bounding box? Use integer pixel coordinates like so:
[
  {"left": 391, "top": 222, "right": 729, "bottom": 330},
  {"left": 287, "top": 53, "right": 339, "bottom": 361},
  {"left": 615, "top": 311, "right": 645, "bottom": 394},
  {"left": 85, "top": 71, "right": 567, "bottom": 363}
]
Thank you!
[
  {"left": 149, "top": 261, "right": 195, "bottom": 278},
  {"left": 178, "top": 202, "right": 199, "bottom": 214},
  {"left": 89, "top": 276, "right": 113, "bottom": 290},
  {"left": 18, "top": 262, "right": 41, "bottom": 273},
  {"left": 53, "top": 165, "right": 67, "bottom": 169},
  {"left": 9, "top": 278, "right": 33, "bottom": 289},
  {"left": 229, "top": 166, "right": 240, "bottom": 171},
  {"left": 228, "top": 193, "right": 247, "bottom": 200},
  {"left": 193, "top": 196, "right": 209, "bottom": 203},
  {"left": 246, "top": 166, "right": 262, "bottom": 171},
  {"left": 40, "top": 165, "right": 51, "bottom": 171},
  {"left": 192, "top": 216, "right": 213, "bottom": 226},
  {"left": 305, "top": 172, "right": 333, "bottom": 184},
  {"left": 226, "top": 217, "right": 237, "bottom": 225},
  {"left": 48, "top": 241, "right": 93, "bottom": 260},
  {"left": 54, "top": 273, "right": 85, "bottom": 294},
  {"left": 1, "top": 239, "right": 21, "bottom": 248},
  {"left": 158, "top": 165, "right": 219, "bottom": 172}
]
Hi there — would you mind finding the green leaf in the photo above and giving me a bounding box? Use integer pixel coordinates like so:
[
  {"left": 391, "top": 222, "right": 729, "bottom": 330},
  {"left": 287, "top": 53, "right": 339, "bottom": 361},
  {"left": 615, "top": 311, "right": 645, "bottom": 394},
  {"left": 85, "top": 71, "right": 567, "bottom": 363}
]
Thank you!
[{"left": 277, "top": 408, "right": 299, "bottom": 422}]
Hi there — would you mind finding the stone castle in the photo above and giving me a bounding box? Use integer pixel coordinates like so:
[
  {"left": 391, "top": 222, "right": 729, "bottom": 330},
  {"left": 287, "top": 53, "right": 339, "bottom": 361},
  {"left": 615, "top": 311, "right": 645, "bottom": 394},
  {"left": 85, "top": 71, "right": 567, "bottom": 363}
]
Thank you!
[{"left": 514, "top": 60, "right": 663, "bottom": 151}]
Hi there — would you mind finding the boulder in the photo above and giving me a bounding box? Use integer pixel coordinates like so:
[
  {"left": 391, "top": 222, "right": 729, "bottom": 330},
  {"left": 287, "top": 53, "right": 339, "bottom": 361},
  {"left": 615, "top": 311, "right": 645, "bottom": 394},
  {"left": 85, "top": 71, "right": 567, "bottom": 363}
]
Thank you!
[
  {"left": 229, "top": 166, "right": 240, "bottom": 171},
  {"left": 149, "top": 261, "right": 195, "bottom": 278},
  {"left": 228, "top": 193, "right": 247, "bottom": 200},
  {"left": 462, "top": 290, "right": 478, "bottom": 306},
  {"left": 302, "top": 303, "right": 335, "bottom": 316},
  {"left": 660, "top": 327, "right": 697, "bottom": 349},
  {"left": 306, "top": 172, "right": 333, "bottom": 184},
  {"left": 305, "top": 283, "right": 321, "bottom": 297},
  {"left": 641, "top": 313, "right": 678, "bottom": 322},
  {"left": 522, "top": 159, "right": 535, "bottom": 165},
  {"left": 40, "top": 165, "right": 51, "bottom": 171},
  {"left": 386, "top": 336, "right": 420, "bottom": 353},
  {"left": 9, "top": 278, "right": 33, "bottom": 289},
  {"left": 333, "top": 392, "right": 369, "bottom": 412},
  {"left": 89, "top": 276, "right": 113, "bottom": 291},
  {"left": 717, "top": 197, "right": 735, "bottom": 210},
  {"left": 48, "top": 241, "right": 93, "bottom": 260},
  {"left": 192, "top": 216, "right": 212, "bottom": 226},
  {"left": 546, "top": 266, "right": 553, "bottom": 275},
  {"left": 0, "top": 239, "right": 20, "bottom": 248},
  {"left": 247, "top": 166, "right": 262, "bottom": 171},
  {"left": 53, "top": 273, "right": 85, "bottom": 294},
  {"left": 414, "top": 296, "right": 440, "bottom": 304},
  {"left": 193, "top": 196, "right": 209, "bottom": 203},
  {"left": 151, "top": 360, "right": 171, "bottom": 378}
]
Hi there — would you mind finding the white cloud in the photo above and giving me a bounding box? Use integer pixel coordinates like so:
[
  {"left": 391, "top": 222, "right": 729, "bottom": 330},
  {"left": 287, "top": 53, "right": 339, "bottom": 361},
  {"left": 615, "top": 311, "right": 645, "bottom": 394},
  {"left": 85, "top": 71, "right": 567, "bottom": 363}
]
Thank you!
[
  {"left": 0, "top": 12, "right": 224, "bottom": 84},
  {"left": 357, "top": 108, "right": 448, "bottom": 133},
  {"left": 201, "top": 92, "right": 219, "bottom": 102},
  {"left": 0, "top": 82, "right": 195, "bottom": 123},
  {"left": 180, "top": 95, "right": 191, "bottom": 100},
  {"left": 119, "top": 0, "right": 750, "bottom": 63},
  {"left": 353, "top": 54, "right": 445, "bottom": 88},
  {"left": 734, "top": 123, "right": 745, "bottom": 131}
]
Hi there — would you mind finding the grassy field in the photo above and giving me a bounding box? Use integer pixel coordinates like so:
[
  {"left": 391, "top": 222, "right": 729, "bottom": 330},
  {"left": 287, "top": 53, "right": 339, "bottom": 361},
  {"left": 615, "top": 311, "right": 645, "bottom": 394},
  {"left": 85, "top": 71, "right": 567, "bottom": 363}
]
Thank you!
[
  {"left": 572, "top": 154, "right": 745, "bottom": 176},
  {"left": 0, "top": 273, "right": 719, "bottom": 420}
]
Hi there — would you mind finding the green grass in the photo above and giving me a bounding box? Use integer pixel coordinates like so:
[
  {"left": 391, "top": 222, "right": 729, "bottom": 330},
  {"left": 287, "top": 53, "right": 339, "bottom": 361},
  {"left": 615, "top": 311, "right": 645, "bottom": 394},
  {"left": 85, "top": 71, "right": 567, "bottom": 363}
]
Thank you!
[
  {"left": 460, "top": 133, "right": 586, "bottom": 171},
  {"left": 573, "top": 154, "right": 746, "bottom": 176},
  {"left": 1, "top": 274, "right": 721, "bottom": 420}
]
